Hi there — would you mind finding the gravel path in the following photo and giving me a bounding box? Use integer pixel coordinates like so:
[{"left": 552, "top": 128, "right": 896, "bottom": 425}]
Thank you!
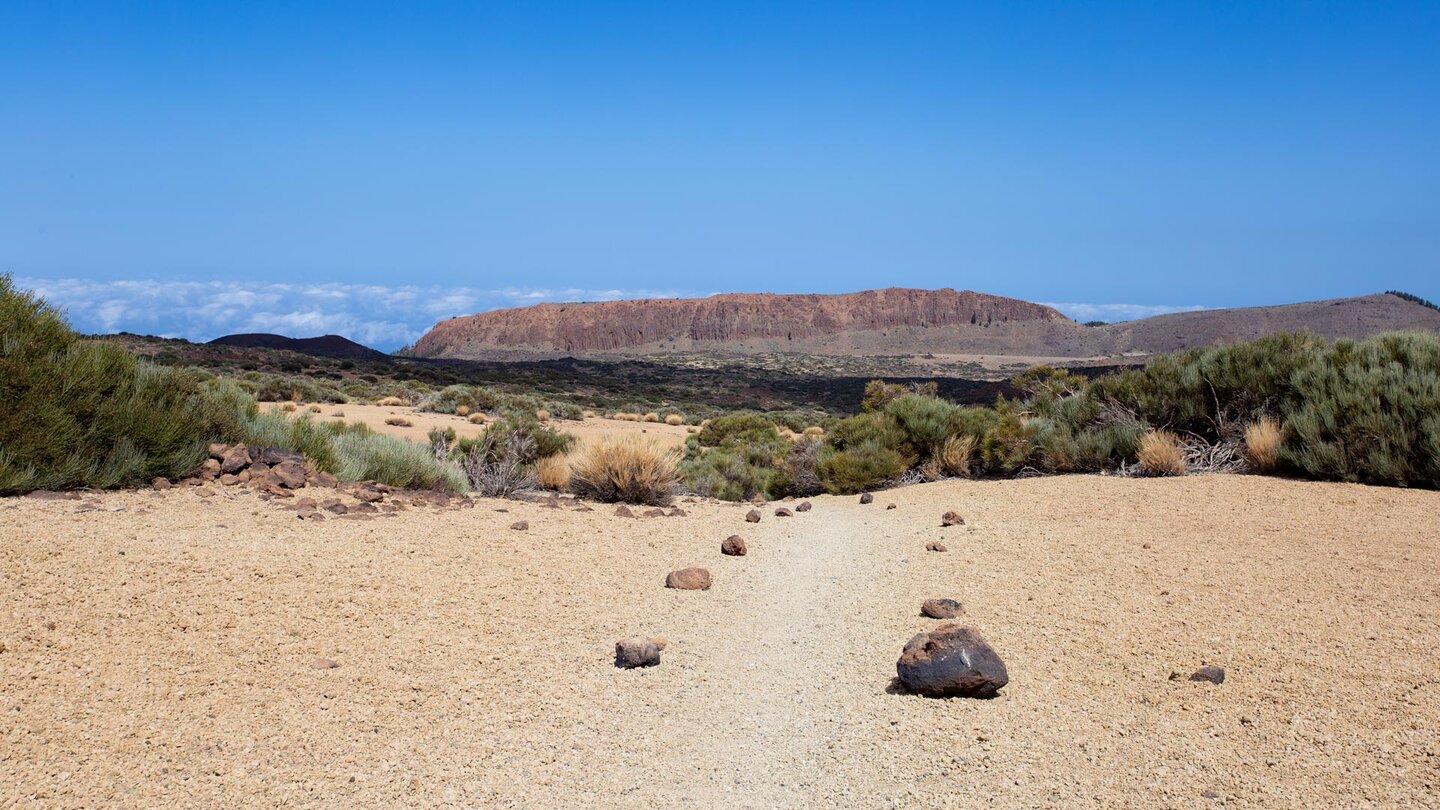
[{"left": 3, "top": 475, "right": 1439, "bottom": 807}]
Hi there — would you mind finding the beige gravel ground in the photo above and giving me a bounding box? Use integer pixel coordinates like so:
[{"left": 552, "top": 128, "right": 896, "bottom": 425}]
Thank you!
[{"left": 3, "top": 475, "right": 1438, "bottom": 807}]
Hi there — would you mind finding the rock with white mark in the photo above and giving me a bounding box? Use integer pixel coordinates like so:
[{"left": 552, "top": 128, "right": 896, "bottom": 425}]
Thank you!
[{"left": 896, "top": 624, "right": 1008, "bottom": 698}]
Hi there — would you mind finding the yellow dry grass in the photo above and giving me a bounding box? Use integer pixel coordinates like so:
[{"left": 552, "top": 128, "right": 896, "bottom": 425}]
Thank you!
[
  {"left": 1245, "top": 417, "right": 1283, "bottom": 472},
  {"left": 568, "top": 436, "right": 679, "bottom": 505},
  {"left": 468, "top": 412, "right": 488, "bottom": 425},
  {"left": 664, "top": 414, "right": 684, "bottom": 426},
  {"left": 1138, "top": 430, "right": 1185, "bottom": 476},
  {"left": 937, "top": 434, "right": 975, "bottom": 477},
  {"left": 376, "top": 396, "right": 405, "bottom": 407},
  {"left": 535, "top": 455, "right": 571, "bottom": 491},
  {"left": 384, "top": 416, "right": 413, "bottom": 428}
]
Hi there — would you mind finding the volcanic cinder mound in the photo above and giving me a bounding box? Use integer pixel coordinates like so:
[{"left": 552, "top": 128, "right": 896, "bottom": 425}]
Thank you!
[
  {"left": 208, "top": 333, "right": 387, "bottom": 360},
  {"left": 408, "top": 288, "right": 1440, "bottom": 361}
]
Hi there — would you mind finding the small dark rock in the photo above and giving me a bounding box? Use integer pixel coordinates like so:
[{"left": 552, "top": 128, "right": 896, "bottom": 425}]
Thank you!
[
  {"left": 721, "top": 535, "right": 747, "bottom": 556},
  {"left": 774, "top": 507, "right": 793, "bottom": 517},
  {"left": 614, "top": 505, "right": 636, "bottom": 518},
  {"left": 311, "top": 658, "right": 340, "bottom": 670},
  {"left": 886, "top": 503, "right": 897, "bottom": 510},
  {"left": 795, "top": 501, "right": 812, "bottom": 512},
  {"left": 510, "top": 521, "right": 529, "bottom": 531},
  {"left": 665, "top": 567, "right": 712, "bottom": 590},
  {"left": 150, "top": 477, "right": 171, "bottom": 490},
  {"left": 643, "top": 508, "right": 667, "bottom": 517},
  {"left": 859, "top": 492, "right": 874, "bottom": 504},
  {"left": 921, "top": 598, "right": 964, "bottom": 619},
  {"left": 614, "top": 638, "right": 660, "bottom": 669},
  {"left": 926, "top": 542, "right": 948, "bottom": 552},
  {"left": 745, "top": 509, "right": 762, "bottom": 523},
  {"left": 941, "top": 510, "right": 964, "bottom": 526},
  {"left": 1189, "top": 666, "right": 1226, "bottom": 685}
]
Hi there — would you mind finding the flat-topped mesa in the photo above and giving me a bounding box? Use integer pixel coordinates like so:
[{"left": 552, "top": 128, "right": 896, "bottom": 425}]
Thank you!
[{"left": 409, "top": 288, "right": 1072, "bottom": 358}]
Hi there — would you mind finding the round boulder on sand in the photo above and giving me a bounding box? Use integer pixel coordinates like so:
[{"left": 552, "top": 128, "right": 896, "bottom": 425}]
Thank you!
[
  {"left": 795, "top": 501, "right": 812, "bottom": 512},
  {"left": 896, "top": 624, "right": 1008, "bottom": 698},
  {"left": 1189, "top": 665, "right": 1226, "bottom": 685},
  {"left": 721, "top": 535, "right": 747, "bottom": 556},
  {"left": 745, "top": 509, "right": 762, "bottom": 523},
  {"left": 926, "top": 542, "right": 948, "bottom": 552},
  {"left": 774, "top": 507, "right": 793, "bottom": 517},
  {"left": 921, "top": 598, "right": 963, "bottom": 619},
  {"left": 942, "top": 510, "right": 965, "bottom": 527},
  {"left": 665, "top": 567, "right": 712, "bottom": 590},
  {"left": 859, "top": 493, "right": 874, "bottom": 504},
  {"left": 614, "top": 638, "right": 660, "bottom": 669}
]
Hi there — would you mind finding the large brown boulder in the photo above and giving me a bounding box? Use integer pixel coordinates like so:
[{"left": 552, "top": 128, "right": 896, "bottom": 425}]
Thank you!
[
  {"left": 896, "top": 624, "right": 1008, "bottom": 698},
  {"left": 614, "top": 637, "right": 660, "bottom": 669},
  {"left": 665, "top": 567, "right": 712, "bottom": 590},
  {"left": 721, "top": 535, "right": 747, "bottom": 556}
]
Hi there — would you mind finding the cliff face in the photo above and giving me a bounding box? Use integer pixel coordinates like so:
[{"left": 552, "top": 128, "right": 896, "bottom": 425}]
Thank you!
[{"left": 409, "top": 288, "right": 1073, "bottom": 358}]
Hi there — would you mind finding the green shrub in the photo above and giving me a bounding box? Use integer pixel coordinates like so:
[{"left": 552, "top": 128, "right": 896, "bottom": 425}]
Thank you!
[
  {"left": 884, "top": 394, "right": 960, "bottom": 459},
  {"left": 772, "top": 436, "right": 826, "bottom": 497},
  {"left": 818, "top": 441, "right": 908, "bottom": 494},
  {"left": 828, "top": 411, "right": 910, "bottom": 456},
  {"left": 1282, "top": 332, "right": 1440, "bottom": 487},
  {"left": 680, "top": 448, "right": 775, "bottom": 501},
  {"left": 331, "top": 430, "right": 467, "bottom": 492}
]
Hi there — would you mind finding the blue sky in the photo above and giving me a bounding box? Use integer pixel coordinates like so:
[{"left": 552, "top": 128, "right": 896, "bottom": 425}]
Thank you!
[{"left": 3, "top": 1, "right": 1437, "bottom": 349}]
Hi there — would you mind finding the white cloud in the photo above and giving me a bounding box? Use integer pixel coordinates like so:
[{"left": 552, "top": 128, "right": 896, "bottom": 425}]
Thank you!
[
  {"left": 1041, "top": 301, "right": 1208, "bottom": 323},
  {"left": 16, "top": 277, "right": 697, "bottom": 351}
]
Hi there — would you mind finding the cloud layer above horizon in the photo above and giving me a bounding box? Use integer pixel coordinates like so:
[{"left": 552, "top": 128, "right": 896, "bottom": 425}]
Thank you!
[{"left": 16, "top": 277, "right": 1206, "bottom": 351}]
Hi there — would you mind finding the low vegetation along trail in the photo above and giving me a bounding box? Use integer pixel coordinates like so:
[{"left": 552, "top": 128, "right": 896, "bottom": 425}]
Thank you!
[{"left": 3, "top": 475, "right": 1439, "bottom": 807}]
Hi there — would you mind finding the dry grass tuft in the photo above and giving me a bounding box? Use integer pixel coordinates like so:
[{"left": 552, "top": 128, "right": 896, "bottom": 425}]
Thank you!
[
  {"left": 1244, "top": 417, "right": 1283, "bottom": 472},
  {"left": 280, "top": 402, "right": 298, "bottom": 413},
  {"left": 569, "top": 437, "right": 679, "bottom": 505},
  {"left": 376, "top": 396, "right": 405, "bottom": 407},
  {"left": 582, "top": 410, "right": 597, "bottom": 419},
  {"left": 307, "top": 404, "right": 322, "bottom": 413},
  {"left": 937, "top": 434, "right": 975, "bottom": 477},
  {"left": 535, "top": 455, "right": 571, "bottom": 491},
  {"left": 535, "top": 409, "right": 551, "bottom": 422},
  {"left": 642, "top": 412, "right": 661, "bottom": 423},
  {"left": 612, "top": 412, "right": 640, "bottom": 422},
  {"left": 455, "top": 405, "right": 470, "bottom": 417},
  {"left": 468, "top": 412, "right": 488, "bottom": 425},
  {"left": 803, "top": 426, "right": 825, "bottom": 437},
  {"left": 664, "top": 414, "right": 684, "bottom": 426},
  {"left": 1138, "top": 430, "right": 1185, "bottom": 476},
  {"left": 384, "top": 416, "right": 413, "bottom": 428}
]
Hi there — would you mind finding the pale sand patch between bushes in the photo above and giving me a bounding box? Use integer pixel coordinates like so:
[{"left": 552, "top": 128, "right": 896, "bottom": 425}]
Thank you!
[
  {"left": 2, "top": 475, "right": 1438, "bottom": 807},
  {"left": 258, "top": 402, "right": 691, "bottom": 450}
]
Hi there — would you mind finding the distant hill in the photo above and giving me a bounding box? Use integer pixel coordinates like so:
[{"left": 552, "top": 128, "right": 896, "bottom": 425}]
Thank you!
[
  {"left": 407, "top": 289, "right": 1440, "bottom": 362},
  {"left": 208, "top": 333, "right": 387, "bottom": 360}
]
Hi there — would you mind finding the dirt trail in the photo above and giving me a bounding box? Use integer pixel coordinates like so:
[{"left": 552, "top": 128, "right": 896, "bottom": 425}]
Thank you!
[{"left": 3, "top": 476, "right": 1439, "bottom": 807}]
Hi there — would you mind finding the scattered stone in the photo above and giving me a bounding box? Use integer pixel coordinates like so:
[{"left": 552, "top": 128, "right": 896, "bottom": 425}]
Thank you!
[
  {"left": 643, "top": 508, "right": 667, "bottom": 517},
  {"left": 353, "top": 485, "right": 386, "bottom": 503},
  {"left": 218, "top": 474, "right": 239, "bottom": 486},
  {"left": 896, "top": 624, "right": 1008, "bottom": 698},
  {"left": 198, "top": 459, "right": 221, "bottom": 480},
  {"left": 1189, "top": 666, "right": 1226, "bottom": 685},
  {"left": 749, "top": 494, "right": 766, "bottom": 506},
  {"left": 886, "top": 503, "right": 897, "bottom": 510},
  {"left": 510, "top": 521, "right": 529, "bottom": 531},
  {"left": 208, "top": 442, "right": 229, "bottom": 459},
  {"left": 309, "top": 471, "right": 339, "bottom": 488},
  {"left": 259, "top": 448, "right": 305, "bottom": 466},
  {"left": 774, "top": 507, "right": 793, "bottom": 517},
  {"left": 1143, "top": 543, "right": 1153, "bottom": 550},
  {"left": 295, "top": 497, "right": 318, "bottom": 510},
  {"left": 926, "top": 542, "right": 948, "bottom": 552},
  {"left": 297, "top": 509, "right": 325, "bottom": 521},
  {"left": 921, "top": 598, "right": 964, "bottom": 619},
  {"left": 311, "top": 658, "right": 340, "bottom": 670},
  {"left": 351, "top": 501, "right": 379, "bottom": 514},
  {"left": 181, "top": 477, "right": 204, "bottom": 488},
  {"left": 859, "top": 492, "right": 874, "bottom": 504},
  {"left": 322, "top": 499, "right": 348, "bottom": 514},
  {"left": 572, "top": 504, "right": 594, "bottom": 512},
  {"left": 220, "top": 445, "right": 252, "bottom": 474},
  {"left": 150, "top": 477, "right": 171, "bottom": 490},
  {"left": 745, "top": 509, "right": 762, "bottom": 523},
  {"left": 665, "top": 567, "right": 712, "bottom": 590},
  {"left": 614, "top": 638, "right": 660, "bottom": 669},
  {"left": 271, "top": 460, "right": 308, "bottom": 489},
  {"left": 667, "top": 507, "right": 687, "bottom": 517},
  {"left": 195, "top": 488, "right": 215, "bottom": 498},
  {"left": 721, "top": 535, "right": 748, "bottom": 556},
  {"left": 795, "top": 501, "right": 812, "bottom": 512},
  {"left": 941, "top": 510, "right": 965, "bottom": 526},
  {"left": 614, "top": 505, "right": 636, "bottom": 518}
]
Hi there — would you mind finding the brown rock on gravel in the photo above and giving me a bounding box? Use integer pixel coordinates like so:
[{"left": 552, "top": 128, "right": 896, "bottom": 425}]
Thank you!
[
  {"left": 886, "top": 503, "right": 897, "bottom": 510},
  {"left": 665, "top": 567, "right": 712, "bottom": 590},
  {"left": 1189, "top": 666, "right": 1226, "bottom": 685},
  {"left": 921, "top": 598, "right": 963, "bottom": 619},
  {"left": 643, "top": 508, "right": 667, "bottom": 517},
  {"left": 795, "top": 501, "right": 812, "bottom": 512},
  {"left": 614, "top": 505, "right": 636, "bottom": 518},
  {"left": 896, "top": 623, "right": 1008, "bottom": 698},
  {"left": 150, "top": 477, "right": 171, "bottom": 490},
  {"left": 774, "top": 507, "right": 793, "bottom": 517},
  {"left": 941, "top": 510, "right": 964, "bottom": 526},
  {"left": 926, "top": 542, "right": 948, "bottom": 552},
  {"left": 721, "top": 535, "right": 747, "bottom": 556},
  {"left": 745, "top": 509, "right": 762, "bottom": 523},
  {"left": 859, "top": 492, "right": 874, "bottom": 504},
  {"left": 220, "top": 445, "right": 252, "bottom": 474},
  {"left": 271, "top": 461, "right": 309, "bottom": 489},
  {"left": 310, "top": 658, "right": 340, "bottom": 670},
  {"left": 510, "top": 521, "right": 529, "bottom": 531},
  {"left": 614, "top": 638, "right": 660, "bottom": 669}
]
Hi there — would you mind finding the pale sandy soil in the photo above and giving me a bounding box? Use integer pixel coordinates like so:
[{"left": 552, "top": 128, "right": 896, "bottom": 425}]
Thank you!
[
  {"left": 258, "top": 402, "right": 692, "bottom": 450},
  {"left": 3, "top": 475, "right": 1438, "bottom": 807}
]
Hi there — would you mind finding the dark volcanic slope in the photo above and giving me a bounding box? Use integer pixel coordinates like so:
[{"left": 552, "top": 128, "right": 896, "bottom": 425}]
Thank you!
[
  {"left": 410, "top": 289, "right": 1440, "bottom": 361},
  {"left": 208, "top": 333, "right": 386, "bottom": 360}
]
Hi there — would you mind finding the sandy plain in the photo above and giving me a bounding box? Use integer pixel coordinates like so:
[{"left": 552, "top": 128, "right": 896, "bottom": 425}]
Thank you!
[{"left": 2, "top": 474, "right": 1438, "bottom": 807}]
